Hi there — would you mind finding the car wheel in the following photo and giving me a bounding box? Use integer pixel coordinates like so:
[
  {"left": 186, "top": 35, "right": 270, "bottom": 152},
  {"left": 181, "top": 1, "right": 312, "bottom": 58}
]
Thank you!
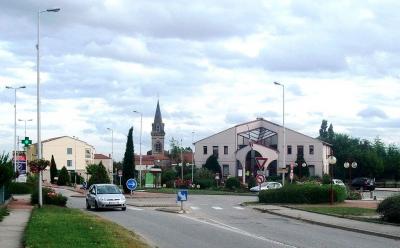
[
  {"left": 95, "top": 201, "right": 99, "bottom": 211},
  {"left": 86, "top": 200, "right": 91, "bottom": 210},
  {"left": 122, "top": 207, "right": 126, "bottom": 211}
]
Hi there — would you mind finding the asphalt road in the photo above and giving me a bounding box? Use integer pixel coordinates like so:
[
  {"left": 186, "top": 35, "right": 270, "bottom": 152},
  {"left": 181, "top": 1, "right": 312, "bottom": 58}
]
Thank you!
[{"left": 60, "top": 189, "right": 399, "bottom": 248}]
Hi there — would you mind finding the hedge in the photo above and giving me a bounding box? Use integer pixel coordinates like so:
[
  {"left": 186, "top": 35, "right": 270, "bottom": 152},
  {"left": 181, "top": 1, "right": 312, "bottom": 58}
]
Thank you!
[
  {"left": 31, "top": 187, "right": 67, "bottom": 207},
  {"left": 258, "top": 183, "right": 347, "bottom": 204},
  {"left": 225, "top": 177, "right": 241, "bottom": 190},
  {"left": 377, "top": 194, "right": 400, "bottom": 223},
  {"left": 8, "top": 182, "right": 32, "bottom": 194}
]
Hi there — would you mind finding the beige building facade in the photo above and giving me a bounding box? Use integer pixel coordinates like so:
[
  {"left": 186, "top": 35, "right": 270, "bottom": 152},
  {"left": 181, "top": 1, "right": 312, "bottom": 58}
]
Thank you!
[
  {"left": 194, "top": 118, "right": 332, "bottom": 183},
  {"left": 27, "top": 136, "right": 95, "bottom": 182}
]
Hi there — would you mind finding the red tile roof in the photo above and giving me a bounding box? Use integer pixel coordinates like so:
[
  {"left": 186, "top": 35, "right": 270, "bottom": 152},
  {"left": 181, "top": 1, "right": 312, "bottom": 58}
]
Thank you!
[{"left": 94, "top": 154, "right": 111, "bottom": 159}]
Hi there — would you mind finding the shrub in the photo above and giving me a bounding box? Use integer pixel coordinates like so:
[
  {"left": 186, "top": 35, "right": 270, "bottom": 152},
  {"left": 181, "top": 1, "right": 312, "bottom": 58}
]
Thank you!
[
  {"left": 377, "top": 194, "right": 400, "bottom": 223},
  {"left": 259, "top": 184, "right": 347, "bottom": 204},
  {"left": 8, "top": 182, "right": 32, "bottom": 194},
  {"left": 247, "top": 177, "right": 256, "bottom": 189},
  {"left": 347, "top": 190, "right": 362, "bottom": 200},
  {"left": 31, "top": 187, "right": 67, "bottom": 206},
  {"left": 193, "top": 178, "right": 214, "bottom": 189},
  {"left": 87, "top": 162, "right": 110, "bottom": 187},
  {"left": 322, "top": 174, "right": 331, "bottom": 185},
  {"left": 162, "top": 168, "right": 177, "bottom": 187},
  {"left": 57, "top": 166, "right": 70, "bottom": 186},
  {"left": 225, "top": 177, "right": 241, "bottom": 190}
]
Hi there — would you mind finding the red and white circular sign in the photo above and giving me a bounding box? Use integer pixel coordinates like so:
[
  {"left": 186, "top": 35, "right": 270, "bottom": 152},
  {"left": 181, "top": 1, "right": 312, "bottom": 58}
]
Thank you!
[{"left": 256, "top": 175, "right": 265, "bottom": 184}]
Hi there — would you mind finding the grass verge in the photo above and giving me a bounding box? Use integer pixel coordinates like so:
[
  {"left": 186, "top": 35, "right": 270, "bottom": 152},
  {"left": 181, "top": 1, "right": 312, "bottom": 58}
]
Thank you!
[
  {"left": 0, "top": 206, "right": 9, "bottom": 222},
  {"left": 293, "top": 206, "right": 377, "bottom": 217},
  {"left": 24, "top": 206, "right": 150, "bottom": 248},
  {"left": 145, "top": 188, "right": 254, "bottom": 196}
]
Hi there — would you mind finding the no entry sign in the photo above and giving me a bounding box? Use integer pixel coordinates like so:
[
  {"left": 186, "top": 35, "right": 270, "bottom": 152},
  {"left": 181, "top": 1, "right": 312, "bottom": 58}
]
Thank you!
[{"left": 256, "top": 174, "right": 265, "bottom": 184}]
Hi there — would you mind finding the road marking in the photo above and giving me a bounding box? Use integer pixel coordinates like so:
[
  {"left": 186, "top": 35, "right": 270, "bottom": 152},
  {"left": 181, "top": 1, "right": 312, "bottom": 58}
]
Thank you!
[
  {"left": 127, "top": 206, "right": 144, "bottom": 211},
  {"left": 233, "top": 206, "right": 244, "bottom": 210},
  {"left": 190, "top": 206, "right": 200, "bottom": 210},
  {"left": 212, "top": 206, "right": 223, "bottom": 210},
  {"left": 180, "top": 215, "right": 297, "bottom": 248}
]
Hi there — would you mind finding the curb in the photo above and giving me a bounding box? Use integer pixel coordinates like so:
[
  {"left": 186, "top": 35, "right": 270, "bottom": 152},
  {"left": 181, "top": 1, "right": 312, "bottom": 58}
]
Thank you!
[
  {"left": 253, "top": 207, "right": 400, "bottom": 240},
  {"left": 127, "top": 203, "right": 178, "bottom": 208},
  {"left": 156, "top": 207, "right": 186, "bottom": 214}
]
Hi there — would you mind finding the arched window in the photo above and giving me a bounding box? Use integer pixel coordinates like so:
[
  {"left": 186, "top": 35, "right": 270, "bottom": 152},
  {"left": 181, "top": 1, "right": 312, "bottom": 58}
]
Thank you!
[
  {"left": 156, "top": 124, "right": 160, "bottom": 132},
  {"left": 155, "top": 142, "right": 162, "bottom": 153}
]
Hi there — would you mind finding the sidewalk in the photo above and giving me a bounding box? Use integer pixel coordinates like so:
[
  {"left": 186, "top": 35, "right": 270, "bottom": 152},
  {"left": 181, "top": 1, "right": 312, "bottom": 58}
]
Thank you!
[
  {"left": 252, "top": 204, "right": 400, "bottom": 240},
  {"left": 0, "top": 194, "right": 33, "bottom": 248}
]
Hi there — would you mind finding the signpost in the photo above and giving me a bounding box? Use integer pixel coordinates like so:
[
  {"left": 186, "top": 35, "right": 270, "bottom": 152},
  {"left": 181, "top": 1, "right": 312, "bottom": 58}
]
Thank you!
[
  {"left": 118, "top": 169, "right": 123, "bottom": 186},
  {"left": 255, "top": 157, "right": 268, "bottom": 191},
  {"left": 290, "top": 163, "right": 294, "bottom": 183},
  {"left": 126, "top": 178, "right": 137, "bottom": 198},
  {"left": 177, "top": 189, "right": 188, "bottom": 213}
]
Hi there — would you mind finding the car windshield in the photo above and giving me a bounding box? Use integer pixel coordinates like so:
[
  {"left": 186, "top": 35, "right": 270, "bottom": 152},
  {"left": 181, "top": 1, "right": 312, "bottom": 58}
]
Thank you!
[{"left": 97, "top": 185, "right": 121, "bottom": 194}]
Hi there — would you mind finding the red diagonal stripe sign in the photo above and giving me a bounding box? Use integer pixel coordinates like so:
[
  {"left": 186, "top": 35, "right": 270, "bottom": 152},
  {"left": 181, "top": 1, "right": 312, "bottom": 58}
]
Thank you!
[{"left": 255, "top": 157, "right": 268, "bottom": 170}]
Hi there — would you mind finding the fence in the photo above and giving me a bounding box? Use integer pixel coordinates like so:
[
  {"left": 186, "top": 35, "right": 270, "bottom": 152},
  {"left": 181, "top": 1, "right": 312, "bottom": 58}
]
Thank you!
[
  {"left": 0, "top": 185, "right": 11, "bottom": 204},
  {"left": 375, "top": 181, "right": 400, "bottom": 188}
]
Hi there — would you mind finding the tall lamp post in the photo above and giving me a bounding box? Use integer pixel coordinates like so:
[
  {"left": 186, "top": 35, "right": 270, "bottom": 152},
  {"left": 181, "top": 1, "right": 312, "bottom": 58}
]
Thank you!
[
  {"left": 191, "top": 131, "right": 195, "bottom": 183},
  {"left": 274, "top": 82, "right": 285, "bottom": 186},
  {"left": 106, "top": 128, "right": 114, "bottom": 184},
  {"left": 294, "top": 162, "right": 307, "bottom": 179},
  {"left": 6, "top": 85, "right": 26, "bottom": 176},
  {"left": 37, "top": 7, "right": 60, "bottom": 207},
  {"left": 344, "top": 161, "right": 357, "bottom": 185},
  {"left": 18, "top": 118, "right": 33, "bottom": 138},
  {"left": 133, "top": 110, "right": 142, "bottom": 187},
  {"left": 328, "top": 155, "right": 337, "bottom": 205}
]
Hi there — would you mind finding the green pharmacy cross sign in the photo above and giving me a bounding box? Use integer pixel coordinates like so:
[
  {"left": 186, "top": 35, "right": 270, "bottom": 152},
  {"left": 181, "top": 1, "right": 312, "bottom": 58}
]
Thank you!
[{"left": 21, "top": 137, "right": 32, "bottom": 147}]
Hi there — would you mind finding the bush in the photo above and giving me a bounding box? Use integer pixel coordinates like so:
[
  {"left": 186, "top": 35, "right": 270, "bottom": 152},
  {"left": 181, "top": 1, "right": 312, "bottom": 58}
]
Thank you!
[
  {"left": 193, "top": 178, "right": 214, "bottom": 189},
  {"left": 31, "top": 187, "right": 67, "bottom": 206},
  {"left": 322, "top": 174, "right": 331, "bottom": 185},
  {"left": 225, "top": 177, "right": 241, "bottom": 190},
  {"left": 162, "top": 169, "right": 177, "bottom": 187},
  {"left": 57, "top": 166, "right": 70, "bottom": 186},
  {"left": 247, "top": 177, "right": 256, "bottom": 189},
  {"left": 8, "top": 182, "right": 32, "bottom": 194},
  {"left": 259, "top": 184, "right": 347, "bottom": 204},
  {"left": 377, "top": 194, "right": 400, "bottom": 223},
  {"left": 347, "top": 190, "right": 362, "bottom": 200}
]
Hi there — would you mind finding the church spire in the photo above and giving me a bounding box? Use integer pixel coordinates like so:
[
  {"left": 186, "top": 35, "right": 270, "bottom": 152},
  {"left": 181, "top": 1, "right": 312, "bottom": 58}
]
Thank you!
[
  {"left": 151, "top": 100, "right": 165, "bottom": 155},
  {"left": 154, "top": 100, "right": 162, "bottom": 123}
]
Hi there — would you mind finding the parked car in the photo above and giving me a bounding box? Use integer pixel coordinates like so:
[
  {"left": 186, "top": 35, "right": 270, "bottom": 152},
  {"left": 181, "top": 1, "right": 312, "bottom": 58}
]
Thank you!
[
  {"left": 250, "top": 182, "right": 282, "bottom": 192},
  {"left": 86, "top": 184, "right": 126, "bottom": 211},
  {"left": 332, "top": 179, "right": 345, "bottom": 187},
  {"left": 351, "top": 177, "right": 375, "bottom": 191}
]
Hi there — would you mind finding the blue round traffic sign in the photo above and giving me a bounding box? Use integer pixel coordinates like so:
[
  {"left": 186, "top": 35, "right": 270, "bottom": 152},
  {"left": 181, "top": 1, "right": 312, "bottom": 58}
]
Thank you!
[{"left": 126, "top": 178, "right": 137, "bottom": 191}]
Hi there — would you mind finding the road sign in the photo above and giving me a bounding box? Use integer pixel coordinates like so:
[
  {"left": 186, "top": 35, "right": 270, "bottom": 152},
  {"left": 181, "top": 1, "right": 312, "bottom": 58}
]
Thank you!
[
  {"left": 82, "top": 181, "right": 87, "bottom": 189},
  {"left": 126, "top": 178, "right": 137, "bottom": 191},
  {"left": 257, "top": 170, "right": 264, "bottom": 175},
  {"left": 256, "top": 174, "right": 265, "bottom": 184},
  {"left": 277, "top": 168, "right": 288, "bottom": 173},
  {"left": 118, "top": 169, "right": 123, "bottom": 176},
  {"left": 255, "top": 157, "right": 268, "bottom": 170},
  {"left": 177, "top": 189, "right": 188, "bottom": 201}
]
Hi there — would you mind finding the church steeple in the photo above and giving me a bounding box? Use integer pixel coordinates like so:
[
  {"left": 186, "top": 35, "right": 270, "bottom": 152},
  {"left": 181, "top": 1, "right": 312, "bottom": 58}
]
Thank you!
[{"left": 151, "top": 100, "right": 165, "bottom": 155}]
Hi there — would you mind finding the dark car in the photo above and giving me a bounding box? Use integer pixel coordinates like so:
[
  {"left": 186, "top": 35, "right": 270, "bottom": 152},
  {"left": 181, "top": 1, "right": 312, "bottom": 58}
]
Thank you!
[{"left": 351, "top": 177, "right": 375, "bottom": 191}]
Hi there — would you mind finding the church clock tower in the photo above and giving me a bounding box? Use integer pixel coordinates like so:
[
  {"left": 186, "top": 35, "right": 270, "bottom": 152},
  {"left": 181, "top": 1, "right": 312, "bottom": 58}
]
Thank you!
[{"left": 151, "top": 100, "right": 165, "bottom": 155}]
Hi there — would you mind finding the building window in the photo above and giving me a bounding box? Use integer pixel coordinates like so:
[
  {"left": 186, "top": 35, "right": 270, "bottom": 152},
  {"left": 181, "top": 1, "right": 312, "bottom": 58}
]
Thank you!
[
  {"left": 213, "top": 146, "right": 219, "bottom": 157},
  {"left": 224, "top": 146, "right": 228, "bottom": 155},
  {"left": 203, "top": 146, "right": 207, "bottom": 155},
  {"left": 309, "top": 145, "right": 314, "bottom": 155},
  {"left": 156, "top": 124, "right": 160, "bottom": 132},
  {"left": 67, "top": 148, "right": 72, "bottom": 155},
  {"left": 223, "top": 164, "right": 229, "bottom": 177},
  {"left": 287, "top": 145, "right": 292, "bottom": 155},
  {"left": 67, "top": 160, "right": 72, "bottom": 167},
  {"left": 85, "top": 148, "right": 91, "bottom": 159},
  {"left": 155, "top": 142, "right": 162, "bottom": 153},
  {"left": 297, "top": 145, "right": 304, "bottom": 156}
]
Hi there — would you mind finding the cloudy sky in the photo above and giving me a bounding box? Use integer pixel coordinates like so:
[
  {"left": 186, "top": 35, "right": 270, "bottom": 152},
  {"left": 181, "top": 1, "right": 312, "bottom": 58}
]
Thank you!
[{"left": 1, "top": 0, "right": 399, "bottom": 161}]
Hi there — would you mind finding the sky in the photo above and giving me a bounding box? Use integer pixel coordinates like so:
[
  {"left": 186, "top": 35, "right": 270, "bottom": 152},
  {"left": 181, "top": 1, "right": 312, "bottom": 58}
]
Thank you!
[{"left": 1, "top": 0, "right": 399, "bottom": 161}]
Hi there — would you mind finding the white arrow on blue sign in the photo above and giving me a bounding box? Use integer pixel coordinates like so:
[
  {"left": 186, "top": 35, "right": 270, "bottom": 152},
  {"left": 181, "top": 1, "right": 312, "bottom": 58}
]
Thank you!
[
  {"left": 177, "top": 189, "right": 188, "bottom": 201},
  {"left": 126, "top": 178, "right": 137, "bottom": 191}
]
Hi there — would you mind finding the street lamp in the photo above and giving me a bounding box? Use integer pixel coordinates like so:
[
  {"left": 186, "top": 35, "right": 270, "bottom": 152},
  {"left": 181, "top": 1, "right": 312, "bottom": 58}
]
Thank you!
[
  {"left": 274, "top": 82, "right": 285, "bottom": 186},
  {"left": 294, "top": 162, "right": 307, "bottom": 179},
  {"left": 344, "top": 161, "right": 357, "bottom": 185},
  {"left": 133, "top": 110, "right": 142, "bottom": 187},
  {"left": 191, "top": 131, "right": 195, "bottom": 183},
  {"left": 6, "top": 85, "right": 26, "bottom": 176},
  {"left": 106, "top": 128, "right": 114, "bottom": 184},
  {"left": 37, "top": 7, "right": 60, "bottom": 207},
  {"left": 328, "top": 155, "right": 337, "bottom": 205},
  {"left": 18, "top": 118, "right": 33, "bottom": 138}
]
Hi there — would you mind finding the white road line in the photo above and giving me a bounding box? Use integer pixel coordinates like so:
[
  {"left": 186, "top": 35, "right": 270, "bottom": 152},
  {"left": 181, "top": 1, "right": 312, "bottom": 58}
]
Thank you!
[
  {"left": 233, "top": 206, "right": 244, "bottom": 210},
  {"left": 190, "top": 206, "right": 200, "bottom": 210},
  {"left": 127, "top": 206, "right": 144, "bottom": 211},
  {"left": 179, "top": 215, "right": 297, "bottom": 248},
  {"left": 212, "top": 206, "right": 223, "bottom": 210}
]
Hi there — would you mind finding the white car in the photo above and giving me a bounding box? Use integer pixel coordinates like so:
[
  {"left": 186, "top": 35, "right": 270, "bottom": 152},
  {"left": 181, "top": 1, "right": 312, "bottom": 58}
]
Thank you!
[
  {"left": 250, "top": 182, "right": 282, "bottom": 192},
  {"left": 332, "top": 179, "right": 345, "bottom": 187},
  {"left": 86, "top": 184, "right": 126, "bottom": 211}
]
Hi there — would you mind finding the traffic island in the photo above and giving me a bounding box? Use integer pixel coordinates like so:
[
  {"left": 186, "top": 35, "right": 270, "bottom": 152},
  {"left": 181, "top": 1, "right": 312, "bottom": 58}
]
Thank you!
[{"left": 156, "top": 207, "right": 187, "bottom": 214}]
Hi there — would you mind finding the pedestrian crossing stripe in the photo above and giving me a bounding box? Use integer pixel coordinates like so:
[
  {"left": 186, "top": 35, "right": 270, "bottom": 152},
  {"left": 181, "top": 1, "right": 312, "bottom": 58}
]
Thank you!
[
  {"left": 212, "top": 206, "right": 223, "bottom": 210},
  {"left": 190, "top": 206, "right": 200, "bottom": 210},
  {"left": 233, "top": 206, "right": 244, "bottom": 210},
  {"left": 127, "top": 206, "right": 144, "bottom": 211}
]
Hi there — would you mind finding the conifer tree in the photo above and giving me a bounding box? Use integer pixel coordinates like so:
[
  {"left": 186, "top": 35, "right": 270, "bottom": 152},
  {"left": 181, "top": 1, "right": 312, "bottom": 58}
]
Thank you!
[
  {"left": 50, "top": 155, "right": 57, "bottom": 184},
  {"left": 122, "top": 127, "right": 135, "bottom": 192}
]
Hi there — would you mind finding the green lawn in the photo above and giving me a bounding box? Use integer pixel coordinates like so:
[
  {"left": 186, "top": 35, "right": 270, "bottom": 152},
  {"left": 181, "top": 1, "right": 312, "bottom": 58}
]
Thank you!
[
  {"left": 24, "top": 206, "right": 150, "bottom": 248},
  {"left": 145, "top": 187, "right": 254, "bottom": 196},
  {"left": 294, "top": 206, "right": 377, "bottom": 217},
  {"left": 0, "top": 206, "right": 9, "bottom": 222}
]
